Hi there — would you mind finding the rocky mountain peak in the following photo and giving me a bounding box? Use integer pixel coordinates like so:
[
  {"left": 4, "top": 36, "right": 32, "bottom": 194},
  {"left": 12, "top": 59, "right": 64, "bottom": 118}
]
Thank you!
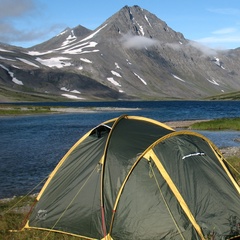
[{"left": 101, "top": 5, "right": 185, "bottom": 46}]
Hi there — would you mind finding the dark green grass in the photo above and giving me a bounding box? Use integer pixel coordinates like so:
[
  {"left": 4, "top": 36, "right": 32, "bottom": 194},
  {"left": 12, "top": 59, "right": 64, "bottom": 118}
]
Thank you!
[
  {"left": 191, "top": 118, "right": 240, "bottom": 130},
  {"left": 0, "top": 105, "right": 53, "bottom": 115}
]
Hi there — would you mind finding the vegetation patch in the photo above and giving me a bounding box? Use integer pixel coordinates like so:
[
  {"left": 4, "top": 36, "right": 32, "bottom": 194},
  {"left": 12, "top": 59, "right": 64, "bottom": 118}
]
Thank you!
[
  {"left": 208, "top": 91, "right": 240, "bottom": 100},
  {"left": 225, "top": 156, "right": 240, "bottom": 185},
  {"left": 0, "top": 105, "right": 53, "bottom": 115},
  {"left": 190, "top": 118, "right": 240, "bottom": 130},
  {"left": 0, "top": 85, "right": 69, "bottom": 102}
]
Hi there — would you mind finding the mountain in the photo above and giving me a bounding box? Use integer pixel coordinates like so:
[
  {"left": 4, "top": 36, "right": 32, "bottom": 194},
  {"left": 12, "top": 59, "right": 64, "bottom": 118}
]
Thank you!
[{"left": 0, "top": 5, "right": 240, "bottom": 102}]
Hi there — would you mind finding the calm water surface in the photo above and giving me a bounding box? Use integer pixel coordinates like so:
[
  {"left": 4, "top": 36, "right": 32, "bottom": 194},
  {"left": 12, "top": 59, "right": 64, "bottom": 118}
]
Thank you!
[{"left": 1, "top": 101, "right": 240, "bottom": 198}]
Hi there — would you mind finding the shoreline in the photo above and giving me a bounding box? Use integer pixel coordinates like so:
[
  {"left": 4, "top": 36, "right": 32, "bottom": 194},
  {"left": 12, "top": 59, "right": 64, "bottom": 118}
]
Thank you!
[
  {"left": 164, "top": 119, "right": 209, "bottom": 129},
  {"left": 0, "top": 106, "right": 141, "bottom": 116},
  {"left": 50, "top": 107, "right": 140, "bottom": 113},
  {"left": 0, "top": 106, "right": 209, "bottom": 125}
]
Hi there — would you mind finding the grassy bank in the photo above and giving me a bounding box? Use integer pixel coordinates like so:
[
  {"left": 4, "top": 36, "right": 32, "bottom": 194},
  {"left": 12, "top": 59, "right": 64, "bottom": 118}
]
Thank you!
[
  {"left": 0, "top": 105, "right": 53, "bottom": 115},
  {"left": 191, "top": 118, "right": 240, "bottom": 130},
  {"left": 227, "top": 156, "right": 240, "bottom": 183},
  {"left": 0, "top": 85, "right": 69, "bottom": 103},
  {"left": 0, "top": 156, "right": 239, "bottom": 239}
]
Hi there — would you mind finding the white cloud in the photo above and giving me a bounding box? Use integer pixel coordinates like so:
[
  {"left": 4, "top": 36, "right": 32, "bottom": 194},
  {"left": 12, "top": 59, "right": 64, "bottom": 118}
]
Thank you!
[
  {"left": 195, "top": 26, "right": 240, "bottom": 49},
  {"left": 0, "top": 0, "right": 64, "bottom": 47},
  {"left": 212, "top": 27, "right": 237, "bottom": 35},
  {"left": 189, "top": 41, "right": 217, "bottom": 56},
  {"left": 166, "top": 42, "right": 182, "bottom": 51},
  {"left": 0, "top": 0, "right": 36, "bottom": 18},
  {"left": 198, "top": 8, "right": 240, "bottom": 49},
  {"left": 121, "top": 33, "right": 159, "bottom": 49},
  {"left": 198, "top": 36, "right": 240, "bottom": 43},
  {"left": 196, "top": 34, "right": 240, "bottom": 49},
  {"left": 0, "top": 22, "right": 63, "bottom": 47}
]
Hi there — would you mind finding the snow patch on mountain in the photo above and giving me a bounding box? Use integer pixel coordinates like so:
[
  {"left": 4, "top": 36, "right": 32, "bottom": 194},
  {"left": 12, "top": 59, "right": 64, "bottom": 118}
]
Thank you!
[
  {"left": 61, "top": 94, "right": 84, "bottom": 100},
  {"left": 135, "top": 21, "right": 144, "bottom": 35},
  {"left": 133, "top": 72, "right": 147, "bottom": 85},
  {"left": 0, "top": 64, "right": 23, "bottom": 85},
  {"left": 58, "top": 29, "right": 68, "bottom": 36},
  {"left": 171, "top": 74, "right": 185, "bottom": 82},
  {"left": 0, "top": 56, "right": 15, "bottom": 61},
  {"left": 80, "top": 58, "right": 92, "bottom": 63},
  {"left": 62, "top": 30, "right": 77, "bottom": 46},
  {"left": 111, "top": 70, "right": 122, "bottom": 77},
  {"left": 62, "top": 41, "right": 98, "bottom": 54},
  {"left": 12, "top": 65, "right": 21, "bottom": 69},
  {"left": 144, "top": 15, "right": 152, "bottom": 28},
  {"left": 54, "top": 24, "right": 106, "bottom": 55},
  {"left": 107, "top": 77, "right": 121, "bottom": 87},
  {"left": 36, "top": 57, "right": 71, "bottom": 68},
  {"left": 126, "top": 59, "right": 132, "bottom": 65},
  {"left": 71, "top": 89, "right": 81, "bottom": 94},
  {"left": 0, "top": 48, "right": 14, "bottom": 53},
  {"left": 207, "top": 78, "right": 219, "bottom": 86},
  {"left": 61, "top": 87, "right": 69, "bottom": 91},
  {"left": 16, "top": 57, "right": 39, "bottom": 68},
  {"left": 80, "top": 24, "right": 107, "bottom": 42},
  {"left": 129, "top": 10, "right": 134, "bottom": 21},
  {"left": 28, "top": 50, "right": 53, "bottom": 56},
  {"left": 115, "top": 62, "right": 121, "bottom": 69},
  {"left": 213, "top": 57, "right": 225, "bottom": 69},
  {"left": 61, "top": 87, "right": 81, "bottom": 94}
]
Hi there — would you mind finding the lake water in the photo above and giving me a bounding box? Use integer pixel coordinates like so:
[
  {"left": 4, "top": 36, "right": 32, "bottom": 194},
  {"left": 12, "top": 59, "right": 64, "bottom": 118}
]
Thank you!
[{"left": 1, "top": 100, "right": 240, "bottom": 198}]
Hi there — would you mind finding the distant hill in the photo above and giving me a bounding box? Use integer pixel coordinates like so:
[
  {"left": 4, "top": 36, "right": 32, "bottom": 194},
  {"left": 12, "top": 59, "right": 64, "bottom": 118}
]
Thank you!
[{"left": 0, "top": 5, "right": 240, "bottom": 102}]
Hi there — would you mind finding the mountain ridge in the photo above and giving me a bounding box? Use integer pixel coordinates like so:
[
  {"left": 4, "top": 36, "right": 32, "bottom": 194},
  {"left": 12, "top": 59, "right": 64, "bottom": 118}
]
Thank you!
[{"left": 0, "top": 5, "right": 240, "bottom": 102}]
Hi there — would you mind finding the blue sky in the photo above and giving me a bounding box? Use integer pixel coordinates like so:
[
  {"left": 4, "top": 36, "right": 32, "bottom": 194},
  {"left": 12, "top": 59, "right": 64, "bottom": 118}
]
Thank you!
[{"left": 1, "top": 0, "right": 240, "bottom": 49}]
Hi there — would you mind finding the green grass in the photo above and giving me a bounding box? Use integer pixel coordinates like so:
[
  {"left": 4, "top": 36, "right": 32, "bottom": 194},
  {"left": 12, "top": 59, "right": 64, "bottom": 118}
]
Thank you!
[
  {"left": 225, "top": 156, "right": 240, "bottom": 185},
  {"left": 0, "top": 105, "right": 53, "bottom": 115},
  {"left": 207, "top": 91, "right": 240, "bottom": 100},
  {"left": 0, "top": 85, "right": 69, "bottom": 102},
  {"left": 191, "top": 118, "right": 240, "bottom": 130}
]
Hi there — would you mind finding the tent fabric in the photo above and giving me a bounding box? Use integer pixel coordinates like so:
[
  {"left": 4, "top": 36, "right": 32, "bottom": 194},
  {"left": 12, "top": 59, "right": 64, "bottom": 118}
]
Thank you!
[{"left": 23, "top": 115, "right": 240, "bottom": 240}]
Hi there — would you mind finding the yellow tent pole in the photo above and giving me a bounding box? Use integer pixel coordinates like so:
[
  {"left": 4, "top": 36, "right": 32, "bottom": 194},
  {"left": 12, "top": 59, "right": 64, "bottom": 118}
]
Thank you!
[{"left": 145, "top": 149, "right": 205, "bottom": 240}]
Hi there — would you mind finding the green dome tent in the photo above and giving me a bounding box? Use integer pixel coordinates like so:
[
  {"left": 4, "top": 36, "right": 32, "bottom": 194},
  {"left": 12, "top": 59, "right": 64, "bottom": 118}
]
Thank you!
[{"left": 23, "top": 115, "right": 240, "bottom": 239}]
